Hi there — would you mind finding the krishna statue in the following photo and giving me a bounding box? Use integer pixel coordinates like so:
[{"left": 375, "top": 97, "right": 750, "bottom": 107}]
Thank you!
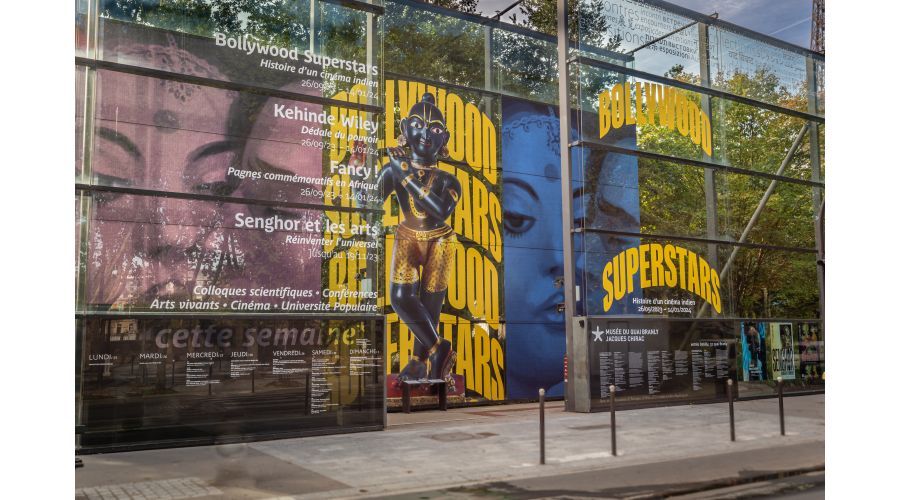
[{"left": 378, "top": 92, "right": 460, "bottom": 382}]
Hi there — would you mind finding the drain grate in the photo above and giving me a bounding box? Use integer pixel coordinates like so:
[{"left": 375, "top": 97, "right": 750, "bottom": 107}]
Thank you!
[{"left": 427, "top": 431, "right": 497, "bottom": 442}]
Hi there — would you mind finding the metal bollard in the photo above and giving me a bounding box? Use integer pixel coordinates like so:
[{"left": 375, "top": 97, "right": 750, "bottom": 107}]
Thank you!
[
  {"left": 208, "top": 365, "right": 213, "bottom": 396},
  {"left": 171, "top": 359, "right": 176, "bottom": 388},
  {"left": 727, "top": 379, "right": 735, "bottom": 442},
  {"left": 252, "top": 369, "right": 256, "bottom": 393},
  {"left": 609, "top": 385, "right": 617, "bottom": 457},
  {"left": 539, "top": 388, "right": 546, "bottom": 465},
  {"left": 777, "top": 376, "right": 785, "bottom": 436}
]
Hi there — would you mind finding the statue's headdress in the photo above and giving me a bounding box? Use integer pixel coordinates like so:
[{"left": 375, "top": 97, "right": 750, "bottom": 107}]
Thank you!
[{"left": 407, "top": 92, "right": 445, "bottom": 128}]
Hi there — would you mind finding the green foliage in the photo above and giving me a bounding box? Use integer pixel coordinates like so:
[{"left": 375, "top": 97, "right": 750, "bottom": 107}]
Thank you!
[
  {"left": 421, "top": 0, "right": 480, "bottom": 14},
  {"left": 635, "top": 68, "right": 819, "bottom": 319},
  {"left": 102, "top": 0, "right": 311, "bottom": 45},
  {"left": 383, "top": 3, "right": 486, "bottom": 88},
  {"left": 515, "top": 0, "right": 621, "bottom": 50}
]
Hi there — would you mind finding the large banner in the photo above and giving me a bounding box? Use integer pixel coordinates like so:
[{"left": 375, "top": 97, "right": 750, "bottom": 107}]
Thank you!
[
  {"left": 502, "top": 97, "right": 641, "bottom": 399},
  {"left": 381, "top": 80, "right": 505, "bottom": 403},
  {"left": 86, "top": 19, "right": 382, "bottom": 316},
  {"left": 79, "top": 14, "right": 386, "bottom": 448}
]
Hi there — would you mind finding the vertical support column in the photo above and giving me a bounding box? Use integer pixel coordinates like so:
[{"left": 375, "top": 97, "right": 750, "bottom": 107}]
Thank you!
[
  {"left": 483, "top": 24, "right": 494, "bottom": 115},
  {"left": 698, "top": 22, "right": 719, "bottom": 291},
  {"left": 364, "top": 9, "right": 381, "bottom": 298},
  {"left": 76, "top": 0, "right": 101, "bottom": 450},
  {"left": 806, "top": 57, "right": 824, "bottom": 333},
  {"left": 310, "top": 0, "right": 318, "bottom": 53},
  {"left": 558, "top": 0, "right": 589, "bottom": 412}
]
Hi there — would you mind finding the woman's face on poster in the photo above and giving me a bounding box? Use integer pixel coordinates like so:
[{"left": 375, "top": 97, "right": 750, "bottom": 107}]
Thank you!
[
  {"left": 501, "top": 109, "right": 640, "bottom": 392},
  {"left": 87, "top": 65, "right": 323, "bottom": 309}
]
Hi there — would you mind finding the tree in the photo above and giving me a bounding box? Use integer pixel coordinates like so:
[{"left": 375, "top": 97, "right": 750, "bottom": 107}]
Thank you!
[
  {"left": 515, "top": 0, "right": 621, "bottom": 50},
  {"left": 422, "top": 0, "right": 480, "bottom": 14},
  {"left": 635, "top": 67, "right": 819, "bottom": 319}
]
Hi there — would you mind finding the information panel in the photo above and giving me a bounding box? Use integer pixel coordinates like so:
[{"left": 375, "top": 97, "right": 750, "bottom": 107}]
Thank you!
[
  {"left": 588, "top": 318, "right": 738, "bottom": 407},
  {"left": 80, "top": 317, "right": 383, "bottom": 449}
]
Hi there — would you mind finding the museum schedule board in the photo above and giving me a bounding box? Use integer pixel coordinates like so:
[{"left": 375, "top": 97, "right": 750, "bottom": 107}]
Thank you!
[{"left": 76, "top": 0, "right": 824, "bottom": 450}]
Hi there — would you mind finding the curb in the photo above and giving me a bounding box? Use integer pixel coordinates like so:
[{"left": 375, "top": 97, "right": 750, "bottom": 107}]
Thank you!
[{"left": 623, "top": 464, "right": 826, "bottom": 499}]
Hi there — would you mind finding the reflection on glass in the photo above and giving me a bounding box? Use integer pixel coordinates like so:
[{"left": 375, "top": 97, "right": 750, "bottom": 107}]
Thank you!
[
  {"left": 716, "top": 172, "right": 816, "bottom": 249},
  {"left": 384, "top": 1, "right": 484, "bottom": 88},
  {"left": 79, "top": 317, "right": 384, "bottom": 450},
  {"left": 76, "top": 65, "right": 87, "bottom": 182},
  {"left": 815, "top": 60, "right": 825, "bottom": 114},
  {"left": 708, "top": 26, "right": 809, "bottom": 113},
  {"left": 92, "top": 67, "right": 381, "bottom": 209},
  {"left": 86, "top": 193, "right": 380, "bottom": 313},
  {"left": 577, "top": 0, "right": 701, "bottom": 78},
  {"left": 98, "top": 0, "right": 381, "bottom": 101},
  {"left": 713, "top": 97, "right": 811, "bottom": 179},
  {"left": 492, "top": 28, "right": 558, "bottom": 104},
  {"left": 75, "top": 0, "right": 89, "bottom": 56},
  {"left": 717, "top": 245, "right": 818, "bottom": 319}
]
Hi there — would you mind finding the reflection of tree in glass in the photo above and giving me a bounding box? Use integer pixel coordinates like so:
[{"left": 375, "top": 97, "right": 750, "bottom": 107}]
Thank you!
[
  {"left": 384, "top": 3, "right": 487, "bottom": 88},
  {"left": 493, "top": 0, "right": 622, "bottom": 102},
  {"left": 101, "top": 0, "right": 311, "bottom": 47},
  {"left": 637, "top": 67, "right": 818, "bottom": 319}
]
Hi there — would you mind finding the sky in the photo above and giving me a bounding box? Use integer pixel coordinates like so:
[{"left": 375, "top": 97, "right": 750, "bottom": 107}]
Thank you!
[{"left": 477, "top": 0, "right": 813, "bottom": 49}]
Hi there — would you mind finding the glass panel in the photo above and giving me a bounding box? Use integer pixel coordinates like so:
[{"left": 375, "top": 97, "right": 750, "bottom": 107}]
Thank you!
[
  {"left": 581, "top": 236, "right": 819, "bottom": 320},
  {"left": 738, "top": 319, "right": 823, "bottom": 396},
  {"left": 98, "top": 0, "right": 382, "bottom": 103},
  {"left": 795, "top": 321, "right": 825, "bottom": 387},
  {"left": 634, "top": 159, "right": 707, "bottom": 239},
  {"left": 716, "top": 172, "right": 816, "bottom": 249},
  {"left": 577, "top": 0, "right": 702, "bottom": 80},
  {"left": 708, "top": 26, "right": 810, "bottom": 114},
  {"left": 76, "top": 0, "right": 89, "bottom": 57},
  {"left": 815, "top": 60, "right": 825, "bottom": 114},
  {"left": 75, "top": 65, "right": 87, "bottom": 182},
  {"left": 380, "top": 80, "right": 506, "bottom": 404},
  {"left": 78, "top": 316, "right": 384, "bottom": 450},
  {"left": 712, "top": 97, "right": 812, "bottom": 179},
  {"left": 717, "top": 246, "right": 819, "bottom": 319},
  {"left": 91, "top": 69, "right": 382, "bottom": 210},
  {"left": 576, "top": 66, "right": 712, "bottom": 163},
  {"left": 583, "top": 237, "right": 720, "bottom": 317},
  {"left": 492, "top": 26, "right": 558, "bottom": 104},
  {"left": 818, "top": 123, "right": 825, "bottom": 180},
  {"left": 384, "top": 1, "right": 485, "bottom": 90},
  {"left": 76, "top": 194, "right": 87, "bottom": 312},
  {"left": 84, "top": 192, "right": 382, "bottom": 315}
]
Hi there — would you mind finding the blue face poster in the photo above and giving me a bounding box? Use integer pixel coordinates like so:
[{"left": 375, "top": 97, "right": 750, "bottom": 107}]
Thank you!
[{"left": 501, "top": 97, "right": 639, "bottom": 399}]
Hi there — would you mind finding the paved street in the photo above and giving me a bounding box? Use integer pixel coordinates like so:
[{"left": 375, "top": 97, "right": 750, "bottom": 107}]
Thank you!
[{"left": 77, "top": 394, "right": 824, "bottom": 499}]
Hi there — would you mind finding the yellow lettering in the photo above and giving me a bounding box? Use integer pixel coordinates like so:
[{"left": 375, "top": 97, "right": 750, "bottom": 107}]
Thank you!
[
  {"left": 598, "top": 90, "right": 612, "bottom": 138},
  {"left": 634, "top": 82, "right": 646, "bottom": 126},
  {"left": 611, "top": 84, "right": 625, "bottom": 128}
]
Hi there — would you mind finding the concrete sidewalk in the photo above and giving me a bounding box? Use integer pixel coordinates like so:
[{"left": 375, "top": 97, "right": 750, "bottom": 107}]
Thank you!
[{"left": 76, "top": 394, "right": 824, "bottom": 499}]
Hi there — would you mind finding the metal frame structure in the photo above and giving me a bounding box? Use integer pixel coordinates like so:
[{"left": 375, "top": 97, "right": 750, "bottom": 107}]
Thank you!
[
  {"left": 556, "top": 0, "right": 825, "bottom": 411},
  {"left": 75, "top": 0, "right": 387, "bottom": 451}
]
